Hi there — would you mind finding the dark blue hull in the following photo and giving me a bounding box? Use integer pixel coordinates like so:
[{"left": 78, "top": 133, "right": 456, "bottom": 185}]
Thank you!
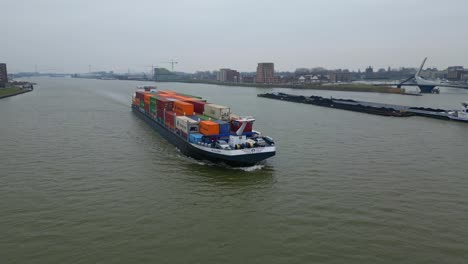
[
  {"left": 132, "top": 106, "right": 275, "bottom": 167},
  {"left": 418, "top": 85, "right": 435, "bottom": 93}
]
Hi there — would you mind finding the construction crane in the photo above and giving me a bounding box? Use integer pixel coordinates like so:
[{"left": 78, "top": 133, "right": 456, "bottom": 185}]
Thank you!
[{"left": 160, "top": 59, "right": 178, "bottom": 72}]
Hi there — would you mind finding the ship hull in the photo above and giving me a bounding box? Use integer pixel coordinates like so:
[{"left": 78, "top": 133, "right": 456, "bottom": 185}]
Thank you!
[
  {"left": 448, "top": 116, "right": 468, "bottom": 123},
  {"left": 418, "top": 85, "right": 436, "bottom": 93},
  {"left": 132, "top": 106, "right": 275, "bottom": 166}
]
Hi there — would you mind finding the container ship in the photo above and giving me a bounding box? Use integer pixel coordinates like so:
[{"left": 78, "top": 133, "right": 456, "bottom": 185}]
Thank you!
[{"left": 131, "top": 87, "right": 276, "bottom": 166}]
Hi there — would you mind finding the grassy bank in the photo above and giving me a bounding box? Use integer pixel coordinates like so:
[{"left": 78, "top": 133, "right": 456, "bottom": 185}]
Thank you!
[
  {"left": 160, "top": 80, "right": 402, "bottom": 94},
  {"left": 0, "top": 87, "right": 32, "bottom": 99},
  {"left": 0, "top": 87, "right": 23, "bottom": 97}
]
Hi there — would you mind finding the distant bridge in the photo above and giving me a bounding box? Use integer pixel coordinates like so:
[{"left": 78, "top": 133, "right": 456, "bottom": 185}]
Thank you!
[{"left": 397, "top": 58, "right": 468, "bottom": 93}]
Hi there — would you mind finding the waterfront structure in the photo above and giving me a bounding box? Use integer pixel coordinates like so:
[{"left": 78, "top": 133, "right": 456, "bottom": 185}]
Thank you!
[
  {"left": 192, "top": 71, "right": 217, "bottom": 81},
  {"left": 255, "top": 63, "right": 275, "bottom": 84},
  {"left": 217, "top": 68, "right": 240, "bottom": 82},
  {"left": 298, "top": 76, "right": 305, "bottom": 83},
  {"left": 420, "top": 68, "right": 439, "bottom": 79},
  {"left": 296, "top": 74, "right": 326, "bottom": 84},
  {"left": 447, "top": 66, "right": 465, "bottom": 81},
  {"left": 153, "top": 67, "right": 178, "bottom": 81},
  {"left": 0, "top": 63, "right": 8, "bottom": 87},
  {"left": 241, "top": 76, "right": 254, "bottom": 83},
  {"left": 329, "top": 69, "right": 351, "bottom": 83},
  {"left": 364, "top": 66, "right": 374, "bottom": 79},
  {"left": 463, "top": 72, "right": 468, "bottom": 82}
]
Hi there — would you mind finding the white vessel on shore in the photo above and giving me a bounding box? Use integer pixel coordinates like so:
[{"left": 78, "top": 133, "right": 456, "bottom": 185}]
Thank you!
[{"left": 448, "top": 102, "right": 468, "bottom": 122}]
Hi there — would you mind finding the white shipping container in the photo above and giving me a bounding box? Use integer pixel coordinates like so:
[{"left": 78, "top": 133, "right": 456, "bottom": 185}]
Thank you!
[
  {"left": 229, "top": 114, "right": 240, "bottom": 121},
  {"left": 204, "top": 104, "right": 231, "bottom": 121},
  {"left": 176, "top": 116, "right": 199, "bottom": 134}
]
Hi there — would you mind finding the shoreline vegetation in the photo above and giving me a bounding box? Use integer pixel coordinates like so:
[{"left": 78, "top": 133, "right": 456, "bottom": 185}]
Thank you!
[
  {"left": 157, "top": 79, "right": 403, "bottom": 94},
  {"left": 0, "top": 87, "right": 33, "bottom": 99}
]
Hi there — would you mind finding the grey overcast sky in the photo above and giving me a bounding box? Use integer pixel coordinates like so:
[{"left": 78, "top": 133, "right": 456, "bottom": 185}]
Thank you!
[{"left": 2, "top": 0, "right": 467, "bottom": 73}]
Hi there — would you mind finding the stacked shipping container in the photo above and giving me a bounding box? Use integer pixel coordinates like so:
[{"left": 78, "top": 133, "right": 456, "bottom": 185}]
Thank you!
[
  {"left": 156, "top": 98, "right": 174, "bottom": 120},
  {"left": 150, "top": 96, "right": 157, "bottom": 114},
  {"left": 204, "top": 104, "right": 231, "bottom": 121},
  {"left": 199, "top": 120, "right": 220, "bottom": 135},
  {"left": 175, "top": 116, "right": 199, "bottom": 138},
  {"left": 191, "top": 101, "right": 206, "bottom": 114},
  {"left": 133, "top": 89, "right": 254, "bottom": 143},
  {"left": 143, "top": 93, "right": 152, "bottom": 113},
  {"left": 165, "top": 111, "right": 176, "bottom": 128},
  {"left": 174, "top": 101, "right": 194, "bottom": 116}
]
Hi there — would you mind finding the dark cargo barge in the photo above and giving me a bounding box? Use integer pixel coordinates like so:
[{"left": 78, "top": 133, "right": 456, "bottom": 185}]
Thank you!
[
  {"left": 258, "top": 92, "right": 413, "bottom": 117},
  {"left": 258, "top": 92, "right": 455, "bottom": 120}
]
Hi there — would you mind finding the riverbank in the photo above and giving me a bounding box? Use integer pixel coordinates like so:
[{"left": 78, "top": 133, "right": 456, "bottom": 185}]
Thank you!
[
  {"left": 158, "top": 79, "right": 402, "bottom": 94},
  {"left": 0, "top": 87, "right": 33, "bottom": 99}
]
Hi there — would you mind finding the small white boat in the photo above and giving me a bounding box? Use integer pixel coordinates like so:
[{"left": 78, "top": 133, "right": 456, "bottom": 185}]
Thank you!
[{"left": 448, "top": 102, "right": 468, "bottom": 122}]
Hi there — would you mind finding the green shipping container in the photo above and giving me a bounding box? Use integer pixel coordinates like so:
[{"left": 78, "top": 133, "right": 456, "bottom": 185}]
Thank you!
[
  {"left": 177, "top": 92, "right": 203, "bottom": 99},
  {"left": 196, "top": 114, "right": 212, "bottom": 121},
  {"left": 150, "top": 97, "right": 157, "bottom": 114},
  {"left": 140, "top": 100, "right": 145, "bottom": 108}
]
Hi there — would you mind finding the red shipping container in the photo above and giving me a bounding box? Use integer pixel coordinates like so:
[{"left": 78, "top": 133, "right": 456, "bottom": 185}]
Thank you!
[
  {"left": 157, "top": 110, "right": 164, "bottom": 120},
  {"left": 230, "top": 120, "right": 253, "bottom": 133},
  {"left": 135, "top": 91, "right": 145, "bottom": 101},
  {"left": 165, "top": 110, "right": 176, "bottom": 128},
  {"left": 144, "top": 104, "right": 150, "bottom": 113},
  {"left": 191, "top": 101, "right": 206, "bottom": 114},
  {"left": 156, "top": 98, "right": 174, "bottom": 111}
]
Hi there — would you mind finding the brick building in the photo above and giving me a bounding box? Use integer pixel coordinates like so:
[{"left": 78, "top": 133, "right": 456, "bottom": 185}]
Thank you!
[
  {"left": 217, "top": 68, "right": 240, "bottom": 82},
  {"left": 447, "top": 66, "right": 465, "bottom": 81},
  {"left": 255, "top": 63, "right": 275, "bottom": 83}
]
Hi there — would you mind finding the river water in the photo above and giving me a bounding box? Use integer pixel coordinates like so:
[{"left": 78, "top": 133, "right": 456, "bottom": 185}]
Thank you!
[{"left": 1, "top": 77, "right": 467, "bottom": 263}]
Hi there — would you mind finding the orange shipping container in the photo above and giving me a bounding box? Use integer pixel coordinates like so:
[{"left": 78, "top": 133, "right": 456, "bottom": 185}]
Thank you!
[
  {"left": 178, "top": 97, "right": 199, "bottom": 102},
  {"left": 143, "top": 93, "right": 152, "bottom": 104},
  {"left": 199, "top": 120, "right": 219, "bottom": 135},
  {"left": 159, "top": 90, "right": 177, "bottom": 95},
  {"left": 169, "top": 95, "right": 187, "bottom": 101},
  {"left": 174, "top": 101, "right": 194, "bottom": 116}
]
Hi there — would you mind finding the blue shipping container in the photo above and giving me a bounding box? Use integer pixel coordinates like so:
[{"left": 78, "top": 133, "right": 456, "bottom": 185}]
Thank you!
[
  {"left": 189, "top": 133, "right": 204, "bottom": 144},
  {"left": 187, "top": 115, "right": 200, "bottom": 122},
  {"left": 214, "top": 120, "right": 230, "bottom": 134}
]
